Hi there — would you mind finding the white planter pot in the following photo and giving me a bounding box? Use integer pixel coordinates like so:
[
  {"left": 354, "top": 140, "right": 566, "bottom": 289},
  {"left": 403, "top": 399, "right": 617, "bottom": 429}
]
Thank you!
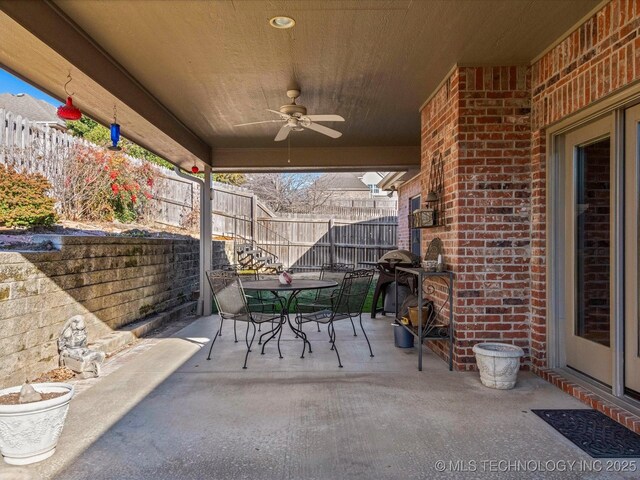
[
  {"left": 0, "top": 383, "right": 74, "bottom": 465},
  {"left": 472, "top": 343, "right": 524, "bottom": 390}
]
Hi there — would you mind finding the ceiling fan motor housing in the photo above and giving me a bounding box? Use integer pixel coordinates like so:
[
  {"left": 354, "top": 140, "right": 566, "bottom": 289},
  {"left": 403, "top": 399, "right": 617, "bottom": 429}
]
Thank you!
[{"left": 280, "top": 103, "right": 307, "bottom": 116}]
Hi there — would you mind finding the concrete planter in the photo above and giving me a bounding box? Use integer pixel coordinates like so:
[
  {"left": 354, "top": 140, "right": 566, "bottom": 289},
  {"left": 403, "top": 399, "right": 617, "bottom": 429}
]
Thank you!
[
  {"left": 0, "top": 383, "right": 74, "bottom": 465},
  {"left": 472, "top": 343, "right": 524, "bottom": 390}
]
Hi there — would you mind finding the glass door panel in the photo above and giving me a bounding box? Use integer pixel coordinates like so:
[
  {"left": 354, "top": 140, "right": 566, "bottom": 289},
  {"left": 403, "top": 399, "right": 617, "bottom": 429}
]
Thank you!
[
  {"left": 575, "top": 139, "right": 611, "bottom": 347},
  {"left": 410, "top": 196, "right": 421, "bottom": 257}
]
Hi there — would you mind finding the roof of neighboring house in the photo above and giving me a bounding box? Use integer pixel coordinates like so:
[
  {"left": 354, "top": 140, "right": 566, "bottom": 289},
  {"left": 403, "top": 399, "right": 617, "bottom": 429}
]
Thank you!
[
  {"left": 316, "top": 172, "right": 370, "bottom": 191},
  {"left": 0, "top": 93, "right": 66, "bottom": 128}
]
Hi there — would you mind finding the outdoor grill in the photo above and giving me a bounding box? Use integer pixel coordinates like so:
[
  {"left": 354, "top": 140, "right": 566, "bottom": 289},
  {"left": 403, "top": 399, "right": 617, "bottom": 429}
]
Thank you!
[{"left": 371, "top": 249, "right": 420, "bottom": 318}]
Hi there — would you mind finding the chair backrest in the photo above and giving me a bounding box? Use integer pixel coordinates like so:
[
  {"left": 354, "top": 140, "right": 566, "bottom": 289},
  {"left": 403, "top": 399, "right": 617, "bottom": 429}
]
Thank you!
[
  {"left": 318, "top": 264, "right": 354, "bottom": 300},
  {"left": 206, "top": 269, "right": 250, "bottom": 318},
  {"left": 332, "top": 269, "right": 374, "bottom": 315}
]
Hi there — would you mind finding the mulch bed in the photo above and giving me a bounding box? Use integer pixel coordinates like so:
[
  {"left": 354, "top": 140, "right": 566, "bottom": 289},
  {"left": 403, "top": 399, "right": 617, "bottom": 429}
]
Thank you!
[
  {"left": 0, "top": 391, "right": 66, "bottom": 405},
  {"left": 31, "top": 367, "right": 75, "bottom": 383}
]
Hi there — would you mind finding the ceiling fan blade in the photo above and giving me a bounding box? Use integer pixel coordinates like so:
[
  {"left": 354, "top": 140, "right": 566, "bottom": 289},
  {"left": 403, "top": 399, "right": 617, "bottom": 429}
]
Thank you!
[
  {"left": 304, "top": 114, "right": 345, "bottom": 122},
  {"left": 267, "top": 109, "right": 290, "bottom": 118},
  {"left": 274, "top": 125, "right": 291, "bottom": 142},
  {"left": 234, "top": 119, "right": 284, "bottom": 127},
  {"left": 303, "top": 121, "right": 342, "bottom": 139}
]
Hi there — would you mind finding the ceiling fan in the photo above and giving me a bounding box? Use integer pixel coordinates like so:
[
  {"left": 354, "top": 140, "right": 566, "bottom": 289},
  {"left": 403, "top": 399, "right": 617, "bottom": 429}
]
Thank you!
[{"left": 234, "top": 89, "right": 344, "bottom": 142}]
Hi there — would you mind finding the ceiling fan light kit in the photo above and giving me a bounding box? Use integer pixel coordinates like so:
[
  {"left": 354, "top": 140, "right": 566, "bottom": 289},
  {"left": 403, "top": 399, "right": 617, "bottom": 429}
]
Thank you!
[{"left": 234, "top": 88, "right": 345, "bottom": 142}]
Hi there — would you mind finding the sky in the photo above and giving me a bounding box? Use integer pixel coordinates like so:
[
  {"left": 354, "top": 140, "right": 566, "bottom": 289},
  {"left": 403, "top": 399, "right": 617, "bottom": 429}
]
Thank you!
[{"left": 0, "top": 67, "right": 58, "bottom": 105}]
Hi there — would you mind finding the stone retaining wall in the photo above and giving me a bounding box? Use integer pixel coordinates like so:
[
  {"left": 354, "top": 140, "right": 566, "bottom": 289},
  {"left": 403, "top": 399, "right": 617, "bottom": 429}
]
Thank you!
[{"left": 0, "top": 235, "right": 233, "bottom": 388}]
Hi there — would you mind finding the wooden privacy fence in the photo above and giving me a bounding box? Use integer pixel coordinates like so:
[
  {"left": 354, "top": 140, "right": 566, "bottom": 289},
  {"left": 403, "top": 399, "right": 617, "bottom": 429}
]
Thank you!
[
  {"left": 1, "top": 108, "right": 398, "bottom": 266},
  {"left": 255, "top": 216, "right": 398, "bottom": 269},
  {"left": 208, "top": 182, "right": 398, "bottom": 268}
]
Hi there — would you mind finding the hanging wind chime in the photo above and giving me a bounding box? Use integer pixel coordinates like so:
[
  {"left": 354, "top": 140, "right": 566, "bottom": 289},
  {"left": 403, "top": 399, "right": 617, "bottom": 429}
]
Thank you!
[
  {"left": 56, "top": 72, "right": 82, "bottom": 121},
  {"left": 108, "top": 105, "right": 121, "bottom": 151}
]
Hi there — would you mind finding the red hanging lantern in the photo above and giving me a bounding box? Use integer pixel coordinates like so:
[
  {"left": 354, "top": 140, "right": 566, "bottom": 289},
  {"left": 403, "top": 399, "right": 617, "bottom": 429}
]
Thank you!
[
  {"left": 191, "top": 165, "right": 199, "bottom": 174},
  {"left": 57, "top": 96, "right": 81, "bottom": 121},
  {"left": 57, "top": 72, "right": 82, "bottom": 121}
]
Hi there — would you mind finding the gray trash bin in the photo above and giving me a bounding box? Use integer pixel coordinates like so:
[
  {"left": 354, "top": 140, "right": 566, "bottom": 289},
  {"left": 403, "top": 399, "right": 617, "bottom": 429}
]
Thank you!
[
  {"left": 393, "top": 324, "right": 414, "bottom": 348},
  {"left": 384, "top": 282, "right": 411, "bottom": 314}
]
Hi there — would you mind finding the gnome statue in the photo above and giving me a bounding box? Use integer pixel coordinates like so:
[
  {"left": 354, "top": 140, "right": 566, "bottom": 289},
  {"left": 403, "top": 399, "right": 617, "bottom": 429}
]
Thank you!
[{"left": 58, "top": 315, "right": 105, "bottom": 378}]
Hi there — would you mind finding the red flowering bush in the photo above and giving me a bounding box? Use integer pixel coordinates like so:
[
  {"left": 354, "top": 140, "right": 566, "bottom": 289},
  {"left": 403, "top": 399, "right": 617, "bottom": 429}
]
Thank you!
[{"left": 58, "top": 145, "right": 155, "bottom": 222}]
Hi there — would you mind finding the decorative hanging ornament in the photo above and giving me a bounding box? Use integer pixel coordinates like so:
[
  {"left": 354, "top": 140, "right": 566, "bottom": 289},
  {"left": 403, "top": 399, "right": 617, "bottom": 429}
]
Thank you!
[
  {"left": 108, "top": 104, "right": 122, "bottom": 151},
  {"left": 191, "top": 162, "right": 199, "bottom": 174},
  {"left": 57, "top": 72, "right": 82, "bottom": 121}
]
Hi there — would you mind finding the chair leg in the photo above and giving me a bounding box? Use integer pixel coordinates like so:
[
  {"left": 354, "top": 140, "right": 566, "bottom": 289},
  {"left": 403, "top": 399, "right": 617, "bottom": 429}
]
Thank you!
[
  {"left": 317, "top": 321, "right": 321, "bottom": 332},
  {"left": 329, "top": 322, "right": 343, "bottom": 368},
  {"left": 234, "top": 320, "right": 238, "bottom": 343},
  {"left": 207, "top": 318, "right": 224, "bottom": 360},
  {"left": 359, "top": 314, "right": 374, "bottom": 357},
  {"left": 261, "top": 322, "right": 281, "bottom": 354},
  {"left": 277, "top": 316, "right": 284, "bottom": 359},
  {"left": 248, "top": 321, "right": 257, "bottom": 353},
  {"left": 349, "top": 317, "right": 358, "bottom": 336},
  {"left": 243, "top": 322, "right": 255, "bottom": 369}
]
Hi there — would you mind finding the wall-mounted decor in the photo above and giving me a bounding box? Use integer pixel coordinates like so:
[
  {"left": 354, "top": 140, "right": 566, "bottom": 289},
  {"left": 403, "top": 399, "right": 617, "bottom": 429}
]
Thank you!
[{"left": 410, "top": 151, "right": 446, "bottom": 229}]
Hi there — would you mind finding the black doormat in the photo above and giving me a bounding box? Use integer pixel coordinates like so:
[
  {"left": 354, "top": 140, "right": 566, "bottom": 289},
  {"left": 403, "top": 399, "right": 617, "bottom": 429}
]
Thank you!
[{"left": 532, "top": 409, "right": 640, "bottom": 458}]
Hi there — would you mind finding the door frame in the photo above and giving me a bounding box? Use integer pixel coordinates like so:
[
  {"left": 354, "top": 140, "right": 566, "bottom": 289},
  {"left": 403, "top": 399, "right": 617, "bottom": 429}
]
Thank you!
[
  {"left": 562, "top": 118, "right": 615, "bottom": 386},
  {"left": 547, "top": 84, "right": 640, "bottom": 401}
]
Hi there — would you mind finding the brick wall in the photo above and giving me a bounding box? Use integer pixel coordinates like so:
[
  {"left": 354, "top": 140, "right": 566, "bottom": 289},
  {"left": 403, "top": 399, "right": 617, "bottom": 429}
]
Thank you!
[
  {"left": 529, "top": 0, "right": 640, "bottom": 368},
  {"left": 453, "top": 66, "right": 532, "bottom": 368},
  {"left": 399, "top": 0, "right": 640, "bottom": 371},
  {"left": 406, "top": 66, "right": 532, "bottom": 370},
  {"left": 0, "top": 236, "right": 231, "bottom": 388}
]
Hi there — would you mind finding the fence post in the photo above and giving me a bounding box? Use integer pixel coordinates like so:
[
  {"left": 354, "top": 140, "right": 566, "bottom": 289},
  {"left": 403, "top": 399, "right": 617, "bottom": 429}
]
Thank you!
[
  {"left": 251, "top": 194, "right": 257, "bottom": 242},
  {"left": 328, "top": 218, "right": 336, "bottom": 265}
]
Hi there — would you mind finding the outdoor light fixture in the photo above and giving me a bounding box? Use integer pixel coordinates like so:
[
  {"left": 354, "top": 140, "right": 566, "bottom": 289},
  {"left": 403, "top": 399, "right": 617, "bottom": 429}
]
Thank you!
[
  {"left": 269, "top": 16, "right": 295, "bottom": 29},
  {"left": 57, "top": 72, "right": 81, "bottom": 121},
  {"left": 108, "top": 104, "right": 121, "bottom": 151}
]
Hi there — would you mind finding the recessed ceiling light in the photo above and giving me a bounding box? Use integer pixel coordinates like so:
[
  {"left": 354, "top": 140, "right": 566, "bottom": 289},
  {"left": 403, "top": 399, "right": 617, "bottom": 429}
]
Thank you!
[{"left": 269, "top": 16, "right": 295, "bottom": 29}]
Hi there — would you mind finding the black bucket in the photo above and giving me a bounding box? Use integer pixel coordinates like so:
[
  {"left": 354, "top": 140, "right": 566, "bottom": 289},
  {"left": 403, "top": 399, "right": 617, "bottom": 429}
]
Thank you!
[{"left": 393, "top": 324, "right": 414, "bottom": 348}]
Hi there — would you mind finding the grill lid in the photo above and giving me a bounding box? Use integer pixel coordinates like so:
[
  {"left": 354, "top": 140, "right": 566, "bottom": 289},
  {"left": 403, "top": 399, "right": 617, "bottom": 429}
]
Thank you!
[{"left": 378, "top": 249, "right": 420, "bottom": 265}]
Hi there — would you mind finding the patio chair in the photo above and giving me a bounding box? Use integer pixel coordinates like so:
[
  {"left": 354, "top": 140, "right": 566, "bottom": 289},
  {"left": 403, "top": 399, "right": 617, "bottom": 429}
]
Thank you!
[
  {"left": 304, "top": 263, "right": 356, "bottom": 334},
  {"left": 211, "top": 265, "right": 281, "bottom": 341},
  {"left": 294, "top": 269, "right": 375, "bottom": 367},
  {"left": 206, "top": 269, "right": 284, "bottom": 368}
]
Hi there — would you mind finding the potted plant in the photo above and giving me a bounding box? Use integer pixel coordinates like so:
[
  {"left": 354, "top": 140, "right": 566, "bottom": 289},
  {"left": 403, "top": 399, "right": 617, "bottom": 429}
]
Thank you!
[
  {"left": 472, "top": 343, "right": 524, "bottom": 390},
  {"left": 0, "top": 382, "right": 74, "bottom": 465}
]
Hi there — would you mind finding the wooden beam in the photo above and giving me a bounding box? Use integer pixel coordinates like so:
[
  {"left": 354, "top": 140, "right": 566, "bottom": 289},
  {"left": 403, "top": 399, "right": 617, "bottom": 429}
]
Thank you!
[
  {"left": 0, "top": 0, "right": 210, "bottom": 163},
  {"left": 210, "top": 146, "right": 420, "bottom": 172}
]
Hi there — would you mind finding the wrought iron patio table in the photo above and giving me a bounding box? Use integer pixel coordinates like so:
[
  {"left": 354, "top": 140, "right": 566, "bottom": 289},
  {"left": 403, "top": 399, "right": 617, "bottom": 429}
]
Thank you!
[{"left": 241, "top": 279, "right": 338, "bottom": 358}]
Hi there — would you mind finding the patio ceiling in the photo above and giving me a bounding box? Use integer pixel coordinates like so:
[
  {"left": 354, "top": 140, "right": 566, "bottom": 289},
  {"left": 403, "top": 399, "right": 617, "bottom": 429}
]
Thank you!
[{"left": 0, "top": 0, "right": 600, "bottom": 172}]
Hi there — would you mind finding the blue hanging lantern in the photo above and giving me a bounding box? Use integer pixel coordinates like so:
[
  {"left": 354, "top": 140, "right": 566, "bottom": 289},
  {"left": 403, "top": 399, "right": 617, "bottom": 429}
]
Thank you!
[
  {"left": 108, "top": 104, "right": 122, "bottom": 151},
  {"left": 108, "top": 123, "right": 121, "bottom": 151}
]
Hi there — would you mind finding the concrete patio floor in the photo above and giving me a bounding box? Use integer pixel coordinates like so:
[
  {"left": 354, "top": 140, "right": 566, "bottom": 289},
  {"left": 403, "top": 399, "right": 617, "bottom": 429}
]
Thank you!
[{"left": 1, "top": 314, "right": 638, "bottom": 480}]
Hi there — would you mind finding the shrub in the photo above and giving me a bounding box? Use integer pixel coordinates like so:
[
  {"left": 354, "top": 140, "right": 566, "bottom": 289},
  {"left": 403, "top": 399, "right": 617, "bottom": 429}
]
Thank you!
[
  {"left": 0, "top": 165, "right": 57, "bottom": 227},
  {"left": 58, "top": 145, "right": 155, "bottom": 223}
]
